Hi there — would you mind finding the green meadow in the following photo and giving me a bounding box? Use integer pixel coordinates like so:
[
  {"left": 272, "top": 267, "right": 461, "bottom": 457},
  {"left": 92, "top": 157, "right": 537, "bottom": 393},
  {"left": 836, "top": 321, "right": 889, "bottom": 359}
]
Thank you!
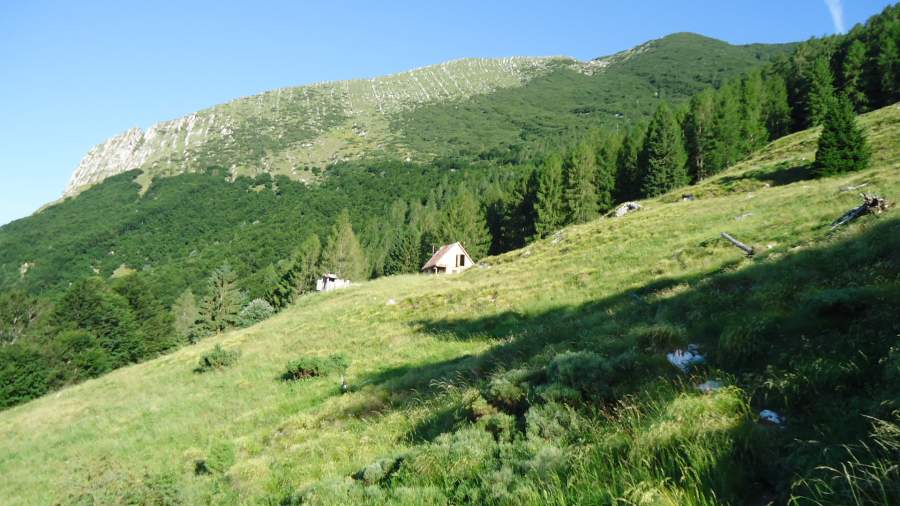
[{"left": 1, "top": 104, "right": 898, "bottom": 504}]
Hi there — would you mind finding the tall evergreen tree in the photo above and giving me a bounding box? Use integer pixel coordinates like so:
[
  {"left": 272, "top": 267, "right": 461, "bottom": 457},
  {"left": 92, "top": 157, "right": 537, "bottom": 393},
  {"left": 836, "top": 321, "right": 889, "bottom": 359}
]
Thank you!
[
  {"left": 614, "top": 128, "right": 644, "bottom": 201},
  {"left": 639, "top": 103, "right": 688, "bottom": 197},
  {"left": 440, "top": 184, "right": 491, "bottom": 260},
  {"left": 709, "top": 82, "right": 742, "bottom": 173},
  {"left": 198, "top": 264, "right": 243, "bottom": 335},
  {"left": 172, "top": 289, "right": 199, "bottom": 342},
  {"left": 877, "top": 31, "right": 899, "bottom": 103},
  {"left": 739, "top": 71, "right": 769, "bottom": 153},
  {"left": 564, "top": 141, "right": 599, "bottom": 224},
  {"left": 807, "top": 55, "right": 836, "bottom": 127},
  {"left": 764, "top": 74, "right": 793, "bottom": 139},
  {"left": 684, "top": 89, "right": 716, "bottom": 182},
  {"left": 384, "top": 228, "right": 421, "bottom": 275},
  {"left": 814, "top": 94, "right": 871, "bottom": 177},
  {"left": 322, "top": 210, "right": 368, "bottom": 280},
  {"left": 533, "top": 152, "right": 566, "bottom": 238},
  {"left": 595, "top": 138, "right": 616, "bottom": 212},
  {"left": 842, "top": 39, "right": 869, "bottom": 112}
]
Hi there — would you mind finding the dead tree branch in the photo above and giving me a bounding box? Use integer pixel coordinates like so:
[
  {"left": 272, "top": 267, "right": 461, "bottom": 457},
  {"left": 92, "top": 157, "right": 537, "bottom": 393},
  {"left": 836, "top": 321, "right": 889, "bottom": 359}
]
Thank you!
[{"left": 830, "top": 193, "right": 891, "bottom": 230}]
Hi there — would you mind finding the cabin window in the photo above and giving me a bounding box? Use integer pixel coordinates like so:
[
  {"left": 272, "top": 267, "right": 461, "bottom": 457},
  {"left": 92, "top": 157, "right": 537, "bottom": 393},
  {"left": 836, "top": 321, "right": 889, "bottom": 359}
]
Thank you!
[{"left": 458, "top": 254, "right": 465, "bottom": 267}]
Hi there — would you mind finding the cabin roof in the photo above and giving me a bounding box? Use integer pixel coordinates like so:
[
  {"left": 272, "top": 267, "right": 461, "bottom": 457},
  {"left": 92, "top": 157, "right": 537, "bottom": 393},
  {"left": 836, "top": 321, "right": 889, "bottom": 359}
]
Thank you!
[{"left": 421, "top": 242, "right": 472, "bottom": 271}]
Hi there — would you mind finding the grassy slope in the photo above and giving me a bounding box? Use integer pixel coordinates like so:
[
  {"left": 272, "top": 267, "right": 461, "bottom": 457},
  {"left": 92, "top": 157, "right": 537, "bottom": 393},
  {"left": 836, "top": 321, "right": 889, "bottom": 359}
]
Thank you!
[{"left": 1, "top": 104, "right": 898, "bottom": 504}]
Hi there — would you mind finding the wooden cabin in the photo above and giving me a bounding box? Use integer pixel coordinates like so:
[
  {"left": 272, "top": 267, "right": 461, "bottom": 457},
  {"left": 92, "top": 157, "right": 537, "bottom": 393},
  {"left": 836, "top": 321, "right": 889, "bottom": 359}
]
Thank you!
[{"left": 421, "top": 242, "right": 474, "bottom": 274}]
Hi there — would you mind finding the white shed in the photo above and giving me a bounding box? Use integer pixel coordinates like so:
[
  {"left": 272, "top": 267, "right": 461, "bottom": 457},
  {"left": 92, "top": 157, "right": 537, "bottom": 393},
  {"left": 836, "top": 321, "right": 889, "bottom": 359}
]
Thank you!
[
  {"left": 316, "top": 273, "right": 351, "bottom": 292},
  {"left": 421, "top": 242, "right": 474, "bottom": 274}
]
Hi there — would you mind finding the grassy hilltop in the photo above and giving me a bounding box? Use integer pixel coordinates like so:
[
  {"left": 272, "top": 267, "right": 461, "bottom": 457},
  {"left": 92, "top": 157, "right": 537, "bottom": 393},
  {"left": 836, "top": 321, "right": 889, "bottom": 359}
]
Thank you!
[{"left": 1, "top": 104, "right": 898, "bottom": 504}]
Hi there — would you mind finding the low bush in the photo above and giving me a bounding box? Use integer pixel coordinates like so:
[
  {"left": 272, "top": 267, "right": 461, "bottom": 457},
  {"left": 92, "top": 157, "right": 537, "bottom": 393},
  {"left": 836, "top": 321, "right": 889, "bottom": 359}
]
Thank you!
[
  {"left": 194, "top": 345, "right": 240, "bottom": 373},
  {"left": 280, "top": 354, "right": 348, "bottom": 381},
  {"left": 238, "top": 298, "right": 275, "bottom": 327},
  {"left": 629, "top": 323, "right": 688, "bottom": 352},
  {"left": 546, "top": 350, "right": 640, "bottom": 401}
]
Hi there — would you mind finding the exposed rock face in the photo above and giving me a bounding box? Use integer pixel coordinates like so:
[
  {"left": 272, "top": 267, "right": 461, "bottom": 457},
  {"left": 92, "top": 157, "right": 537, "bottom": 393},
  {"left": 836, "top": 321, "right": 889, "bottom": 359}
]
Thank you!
[{"left": 62, "top": 56, "right": 587, "bottom": 197}]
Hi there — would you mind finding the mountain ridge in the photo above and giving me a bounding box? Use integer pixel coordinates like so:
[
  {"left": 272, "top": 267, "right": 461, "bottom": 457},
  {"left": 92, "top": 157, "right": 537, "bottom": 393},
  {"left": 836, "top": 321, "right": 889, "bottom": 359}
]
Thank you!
[{"left": 64, "top": 33, "right": 794, "bottom": 197}]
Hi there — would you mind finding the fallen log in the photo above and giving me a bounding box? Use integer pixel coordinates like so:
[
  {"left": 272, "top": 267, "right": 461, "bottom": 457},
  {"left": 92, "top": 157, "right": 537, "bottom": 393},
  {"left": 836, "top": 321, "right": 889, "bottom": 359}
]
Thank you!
[
  {"left": 721, "top": 232, "right": 754, "bottom": 256},
  {"left": 830, "top": 193, "right": 891, "bottom": 230}
]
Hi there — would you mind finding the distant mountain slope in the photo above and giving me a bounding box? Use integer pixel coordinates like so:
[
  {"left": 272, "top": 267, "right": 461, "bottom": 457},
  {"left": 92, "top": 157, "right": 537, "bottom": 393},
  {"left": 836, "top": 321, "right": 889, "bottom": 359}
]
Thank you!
[{"left": 65, "top": 33, "right": 793, "bottom": 196}]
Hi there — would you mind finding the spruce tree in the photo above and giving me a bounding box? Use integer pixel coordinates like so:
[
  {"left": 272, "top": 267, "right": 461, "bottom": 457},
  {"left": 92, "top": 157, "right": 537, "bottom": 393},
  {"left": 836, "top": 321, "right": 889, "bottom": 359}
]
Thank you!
[
  {"left": 384, "top": 228, "right": 421, "bottom": 275},
  {"left": 198, "top": 264, "right": 243, "bottom": 335},
  {"left": 814, "top": 94, "right": 871, "bottom": 177},
  {"left": 564, "top": 141, "right": 599, "bottom": 224},
  {"left": 322, "top": 210, "right": 368, "bottom": 280},
  {"left": 172, "top": 289, "right": 199, "bottom": 342},
  {"left": 614, "top": 128, "right": 643, "bottom": 201},
  {"left": 764, "top": 74, "right": 792, "bottom": 139},
  {"left": 709, "top": 82, "right": 742, "bottom": 173},
  {"left": 639, "top": 103, "right": 688, "bottom": 197},
  {"left": 877, "top": 32, "right": 899, "bottom": 103},
  {"left": 440, "top": 184, "right": 491, "bottom": 259},
  {"left": 595, "top": 138, "right": 616, "bottom": 212},
  {"left": 684, "top": 89, "right": 716, "bottom": 182},
  {"left": 533, "top": 152, "right": 566, "bottom": 238},
  {"left": 842, "top": 40, "right": 869, "bottom": 112},
  {"left": 739, "top": 71, "right": 769, "bottom": 153},
  {"left": 807, "top": 55, "right": 836, "bottom": 127}
]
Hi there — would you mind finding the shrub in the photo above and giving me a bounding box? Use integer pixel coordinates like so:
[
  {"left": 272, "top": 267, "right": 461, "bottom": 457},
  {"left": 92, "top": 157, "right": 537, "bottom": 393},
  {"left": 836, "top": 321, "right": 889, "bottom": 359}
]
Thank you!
[
  {"left": 238, "top": 298, "right": 275, "bottom": 327},
  {"left": 629, "top": 323, "right": 688, "bottom": 352},
  {"left": 194, "top": 344, "right": 240, "bottom": 373},
  {"left": 280, "top": 354, "right": 348, "bottom": 381},
  {"left": 194, "top": 440, "right": 236, "bottom": 476},
  {"left": 547, "top": 350, "right": 631, "bottom": 401}
]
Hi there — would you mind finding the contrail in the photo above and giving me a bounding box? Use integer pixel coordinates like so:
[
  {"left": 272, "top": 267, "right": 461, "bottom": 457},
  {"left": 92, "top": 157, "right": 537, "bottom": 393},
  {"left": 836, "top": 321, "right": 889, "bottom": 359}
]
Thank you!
[{"left": 824, "top": 0, "right": 846, "bottom": 34}]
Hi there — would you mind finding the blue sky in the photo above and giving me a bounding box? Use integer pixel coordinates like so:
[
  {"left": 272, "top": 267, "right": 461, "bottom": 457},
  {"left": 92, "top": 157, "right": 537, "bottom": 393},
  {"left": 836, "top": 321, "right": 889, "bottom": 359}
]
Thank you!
[{"left": 0, "top": 0, "right": 894, "bottom": 225}]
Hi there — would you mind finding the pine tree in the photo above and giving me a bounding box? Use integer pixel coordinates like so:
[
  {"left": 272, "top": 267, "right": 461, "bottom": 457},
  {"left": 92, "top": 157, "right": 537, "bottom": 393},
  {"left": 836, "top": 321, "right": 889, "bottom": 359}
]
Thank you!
[
  {"left": 198, "top": 264, "right": 242, "bottom": 335},
  {"left": 268, "top": 234, "right": 321, "bottom": 309},
  {"left": 877, "top": 32, "right": 899, "bottom": 103},
  {"left": 440, "top": 184, "right": 491, "bottom": 260},
  {"left": 322, "top": 210, "right": 368, "bottom": 280},
  {"left": 764, "top": 74, "right": 792, "bottom": 139},
  {"left": 595, "top": 138, "right": 616, "bottom": 212},
  {"left": 807, "top": 55, "right": 836, "bottom": 127},
  {"left": 384, "top": 228, "right": 421, "bottom": 275},
  {"left": 639, "top": 103, "right": 688, "bottom": 197},
  {"left": 709, "top": 82, "right": 742, "bottom": 173},
  {"left": 814, "top": 94, "right": 871, "bottom": 177},
  {"left": 614, "top": 128, "right": 643, "bottom": 201},
  {"left": 842, "top": 39, "right": 869, "bottom": 112},
  {"left": 739, "top": 71, "right": 769, "bottom": 153},
  {"left": 172, "top": 289, "right": 199, "bottom": 342},
  {"left": 564, "top": 141, "right": 599, "bottom": 224},
  {"left": 684, "top": 89, "right": 716, "bottom": 182},
  {"left": 533, "top": 152, "right": 566, "bottom": 238}
]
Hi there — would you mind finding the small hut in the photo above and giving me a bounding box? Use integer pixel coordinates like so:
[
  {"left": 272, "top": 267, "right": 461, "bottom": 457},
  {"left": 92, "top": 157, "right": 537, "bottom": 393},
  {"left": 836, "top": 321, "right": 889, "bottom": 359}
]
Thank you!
[
  {"left": 316, "top": 273, "right": 351, "bottom": 292},
  {"left": 421, "top": 242, "right": 474, "bottom": 274}
]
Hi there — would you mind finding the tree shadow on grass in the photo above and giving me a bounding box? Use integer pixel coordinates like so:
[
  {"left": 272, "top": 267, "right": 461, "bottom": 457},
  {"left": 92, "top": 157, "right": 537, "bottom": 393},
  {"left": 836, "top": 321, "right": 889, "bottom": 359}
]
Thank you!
[
  {"left": 356, "top": 219, "right": 900, "bottom": 446},
  {"left": 717, "top": 162, "right": 815, "bottom": 188}
]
